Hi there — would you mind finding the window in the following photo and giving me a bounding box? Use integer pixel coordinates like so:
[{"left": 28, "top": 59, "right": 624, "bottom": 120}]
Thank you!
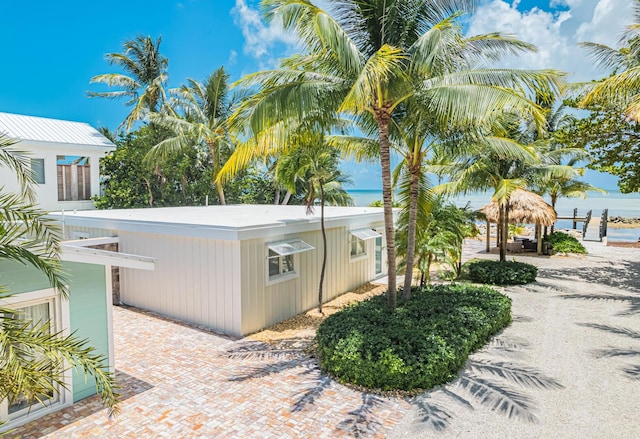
[
  {"left": 349, "top": 229, "right": 382, "bottom": 260},
  {"left": 0, "top": 289, "right": 71, "bottom": 428},
  {"left": 266, "top": 239, "right": 314, "bottom": 283},
  {"left": 57, "top": 155, "right": 91, "bottom": 201},
  {"left": 30, "top": 158, "right": 45, "bottom": 184}
]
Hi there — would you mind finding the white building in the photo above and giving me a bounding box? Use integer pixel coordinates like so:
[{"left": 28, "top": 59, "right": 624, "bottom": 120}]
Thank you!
[
  {"left": 51, "top": 205, "right": 386, "bottom": 336},
  {"left": 0, "top": 112, "right": 115, "bottom": 211}
]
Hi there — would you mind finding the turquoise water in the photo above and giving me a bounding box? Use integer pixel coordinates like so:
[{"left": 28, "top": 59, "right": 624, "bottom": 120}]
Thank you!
[{"left": 347, "top": 189, "right": 640, "bottom": 241}]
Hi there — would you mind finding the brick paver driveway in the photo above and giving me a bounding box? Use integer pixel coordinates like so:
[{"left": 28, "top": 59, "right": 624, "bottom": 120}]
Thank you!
[{"left": 13, "top": 306, "right": 408, "bottom": 438}]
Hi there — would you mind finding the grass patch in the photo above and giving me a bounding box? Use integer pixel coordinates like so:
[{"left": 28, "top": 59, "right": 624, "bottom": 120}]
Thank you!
[
  {"left": 544, "top": 231, "right": 587, "bottom": 254},
  {"left": 466, "top": 259, "right": 537, "bottom": 285},
  {"left": 315, "top": 284, "right": 511, "bottom": 392}
]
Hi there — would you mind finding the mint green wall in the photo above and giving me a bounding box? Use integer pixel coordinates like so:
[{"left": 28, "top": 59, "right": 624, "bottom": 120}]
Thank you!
[{"left": 0, "top": 260, "right": 109, "bottom": 402}]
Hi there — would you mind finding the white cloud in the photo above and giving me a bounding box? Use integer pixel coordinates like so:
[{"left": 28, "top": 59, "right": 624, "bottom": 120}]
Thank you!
[
  {"left": 466, "top": 0, "right": 633, "bottom": 82},
  {"left": 230, "top": 0, "right": 300, "bottom": 65},
  {"left": 228, "top": 49, "right": 238, "bottom": 66}
]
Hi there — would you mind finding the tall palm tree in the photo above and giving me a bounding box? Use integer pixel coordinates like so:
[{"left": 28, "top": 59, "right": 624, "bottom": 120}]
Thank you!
[
  {"left": 0, "top": 133, "right": 118, "bottom": 417},
  {"left": 579, "top": 0, "right": 640, "bottom": 119},
  {"left": 89, "top": 35, "right": 169, "bottom": 132},
  {"left": 224, "top": 0, "right": 561, "bottom": 308},
  {"left": 146, "top": 67, "right": 234, "bottom": 204}
]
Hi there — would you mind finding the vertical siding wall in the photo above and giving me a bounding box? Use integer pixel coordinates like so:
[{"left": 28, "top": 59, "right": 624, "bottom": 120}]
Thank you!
[
  {"left": 239, "top": 223, "right": 384, "bottom": 335},
  {"left": 118, "top": 231, "right": 243, "bottom": 336}
]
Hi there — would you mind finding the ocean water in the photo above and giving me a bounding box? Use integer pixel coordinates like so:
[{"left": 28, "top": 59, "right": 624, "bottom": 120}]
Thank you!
[{"left": 347, "top": 189, "right": 640, "bottom": 241}]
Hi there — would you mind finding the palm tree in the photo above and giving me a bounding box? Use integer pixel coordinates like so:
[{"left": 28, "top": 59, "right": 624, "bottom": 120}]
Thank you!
[
  {"left": 89, "top": 35, "right": 169, "bottom": 132},
  {"left": 0, "top": 133, "right": 118, "bottom": 417},
  {"left": 276, "top": 140, "right": 353, "bottom": 313},
  {"left": 146, "top": 67, "right": 234, "bottom": 204},
  {"left": 579, "top": 0, "right": 640, "bottom": 119},
  {"left": 224, "top": 0, "right": 561, "bottom": 308}
]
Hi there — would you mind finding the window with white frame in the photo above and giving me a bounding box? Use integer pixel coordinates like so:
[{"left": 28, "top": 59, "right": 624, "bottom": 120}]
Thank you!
[
  {"left": 30, "top": 158, "right": 45, "bottom": 184},
  {"left": 349, "top": 229, "right": 382, "bottom": 260},
  {"left": 266, "top": 239, "right": 314, "bottom": 282},
  {"left": 0, "top": 289, "right": 71, "bottom": 428}
]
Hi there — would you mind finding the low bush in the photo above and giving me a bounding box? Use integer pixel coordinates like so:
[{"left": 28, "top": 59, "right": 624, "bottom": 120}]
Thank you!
[
  {"left": 466, "top": 259, "right": 537, "bottom": 285},
  {"left": 544, "top": 231, "right": 587, "bottom": 254},
  {"left": 316, "top": 284, "right": 512, "bottom": 392}
]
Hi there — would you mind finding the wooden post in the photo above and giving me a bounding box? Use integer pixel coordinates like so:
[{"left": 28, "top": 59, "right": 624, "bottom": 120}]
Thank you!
[
  {"left": 572, "top": 208, "right": 578, "bottom": 229},
  {"left": 486, "top": 219, "right": 490, "bottom": 253},
  {"left": 537, "top": 223, "right": 543, "bottom": 254}
]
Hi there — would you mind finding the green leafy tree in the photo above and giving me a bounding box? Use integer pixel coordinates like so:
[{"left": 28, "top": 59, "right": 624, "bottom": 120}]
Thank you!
[
  {"left": 0, "top": 133, "right": 118, "bottom": 420},
  {"left": 559, "top": 100, "right": 640, "bottom": 193},
  {"left": 224, "top": 0, "right": 560, "bottom": 308},
  {"left": 89, "top": 35, "right": 169, "bottom": 132},
  {"left": 95, "top": 125, "right": 213, "bottom": 209}
]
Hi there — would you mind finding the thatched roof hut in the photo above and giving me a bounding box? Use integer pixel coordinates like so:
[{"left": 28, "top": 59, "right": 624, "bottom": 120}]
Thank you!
[{"left": 480, "top": 189, "right": 556, "bottom": 226}]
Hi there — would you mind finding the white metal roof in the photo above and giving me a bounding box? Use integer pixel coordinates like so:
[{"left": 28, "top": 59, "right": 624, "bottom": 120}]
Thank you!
[
  {"left": 0, "top": 112, "right": 115, "bottom": 148},
  {"left": 49, "top": 205, "right": 385, "bottom": 241}
]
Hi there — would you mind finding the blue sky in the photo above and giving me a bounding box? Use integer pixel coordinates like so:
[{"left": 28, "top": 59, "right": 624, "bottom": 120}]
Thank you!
[{"left": 0, "top": 0, "right": 631, "bottom": 189}]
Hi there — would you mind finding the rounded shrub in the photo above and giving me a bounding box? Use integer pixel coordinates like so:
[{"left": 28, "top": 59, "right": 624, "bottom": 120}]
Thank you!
[
  {"left": 315, "top": 284, "right": 512, "bottom": 392},
  {"left": 466, "top": 259, "right": 537, "bottom": 285},
  {"left": 544, "top": 231, "right": 587, "bottom": 254}
]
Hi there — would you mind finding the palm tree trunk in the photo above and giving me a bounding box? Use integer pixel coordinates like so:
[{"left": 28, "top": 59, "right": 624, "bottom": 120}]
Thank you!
[
  {"left": 318, "top": 184, "right": 327, "bottom": 314},
  {"left": 281, "top": 190, "right": 293, "bottom": 205},
  {"left": 216, "top": 182, "right": 226, "bottom": 205},
  {"left": 402, "top": 166, "right": 420, "bottom": 300},
  {"left": 499, "top": 202, "right": 506, "bottom": 261},
  {"left": 375, "top": 109, "right": 397, "bottom": 309},
  {"left": 274, "top": 187, "right": 281, "bottom": 205},
  {"left": 550, "top": 197, "right": 557, "bottom": 234}
]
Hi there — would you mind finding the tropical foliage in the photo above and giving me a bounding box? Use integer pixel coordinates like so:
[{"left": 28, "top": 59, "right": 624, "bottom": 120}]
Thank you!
[
  {"left": 544, "top": 231, "right": 587, "bottom": 254},
  {"left": 89, "top": 35, "right": 170, "bottom": 132},
  {"left": 465, "top": 259, "right": 538, "bottom": 285},
  {"left": 0, "top": 134, "right": 119, "bottom": 419},
  {"left": 316, "top": 284, "right": 512, "bottom": 391},
  {"left": 146, "top": 67, "right": 235, "bottom": 204},
  {"left": 224, "top": 0, "right": 562, "bottom": 307},
  {"left": 578, "top": 0, "right": 640, "bottom": 120}
]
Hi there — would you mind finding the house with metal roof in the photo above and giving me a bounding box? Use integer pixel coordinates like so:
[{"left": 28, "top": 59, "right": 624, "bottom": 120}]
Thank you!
[
  {"left": 0, "top": 112, "right": 115, "bottom": 211},
  {"left": 51, "top": 205, "right": 386, "bottom": 336}
]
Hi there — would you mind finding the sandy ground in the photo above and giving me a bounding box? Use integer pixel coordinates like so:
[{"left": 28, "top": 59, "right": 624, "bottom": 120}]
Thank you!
[{"left": 387, "top": 239, "right": 640, "bottom": 438}]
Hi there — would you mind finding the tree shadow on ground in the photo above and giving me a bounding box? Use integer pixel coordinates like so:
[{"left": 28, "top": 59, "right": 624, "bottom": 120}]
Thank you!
[
  {"left": 579, "top": 323, "right": 640, "bottom": 381},
  {"left": 408, "top": 336, "right": 564, "bottom": 433},
  {"left": 9, "top": 370, "right": 153, "bottom": 438},
  {"left": 223, "top": 338, "right": 392, "bottom": 437}
]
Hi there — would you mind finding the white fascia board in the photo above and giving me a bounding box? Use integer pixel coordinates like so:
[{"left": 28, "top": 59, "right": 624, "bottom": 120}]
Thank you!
[
  {"left": 61, "top": 245, "right": 156, "bottom": 270},
  {"left": 51, "top": 211, "right": 386, "bottom": 242}
]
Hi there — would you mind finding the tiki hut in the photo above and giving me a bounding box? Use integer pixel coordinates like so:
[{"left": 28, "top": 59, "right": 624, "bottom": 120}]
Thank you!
[{"left": 480, "top": 189, "right": 557, "bottom": 254}]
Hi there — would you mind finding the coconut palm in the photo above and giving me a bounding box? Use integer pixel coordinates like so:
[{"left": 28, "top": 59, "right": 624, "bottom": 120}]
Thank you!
[
  {"left": 579, "top": 0, "right": 640, "bottom": 119},
  {"left": 223, "top": 0, "right": 562, "bottom": 308},
  {"left": 146, "top": 67, "right": 234, "bottom": 204},
  {"left": 89, "top": 35, "right": 169, "bottom": 132},
  {"left": 0, "top": 133, "right": 118, "bottom": 418},
  {"left": 276, "top": 140, "right": 352, "bottom": 313}
]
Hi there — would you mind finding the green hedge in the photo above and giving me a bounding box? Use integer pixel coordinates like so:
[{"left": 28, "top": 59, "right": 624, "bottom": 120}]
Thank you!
[
  {"left": 544, "top": 231, "right": 587, "bottom": 254},
  {"left": 466, "top": 259, "right": 537, "bottom": 285},
  {"left": 316, "top": 284, "right": 512, "bottom": 392}
]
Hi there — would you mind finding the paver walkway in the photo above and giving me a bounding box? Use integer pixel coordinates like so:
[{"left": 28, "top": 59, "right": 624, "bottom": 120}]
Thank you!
[{"left": 11, "top": 240, "right": 640, "bottom": 438}]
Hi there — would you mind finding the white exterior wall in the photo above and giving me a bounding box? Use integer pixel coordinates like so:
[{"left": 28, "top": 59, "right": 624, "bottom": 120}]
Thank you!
[
  {"left": 0, "top": 140, "right": 110, "bottom": 211},
  {"left": 117, "top": 231, "right": 243, "bottom": 336},
  {"left": 239, "top": 222, "right": 385, "bottom": 335}
]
